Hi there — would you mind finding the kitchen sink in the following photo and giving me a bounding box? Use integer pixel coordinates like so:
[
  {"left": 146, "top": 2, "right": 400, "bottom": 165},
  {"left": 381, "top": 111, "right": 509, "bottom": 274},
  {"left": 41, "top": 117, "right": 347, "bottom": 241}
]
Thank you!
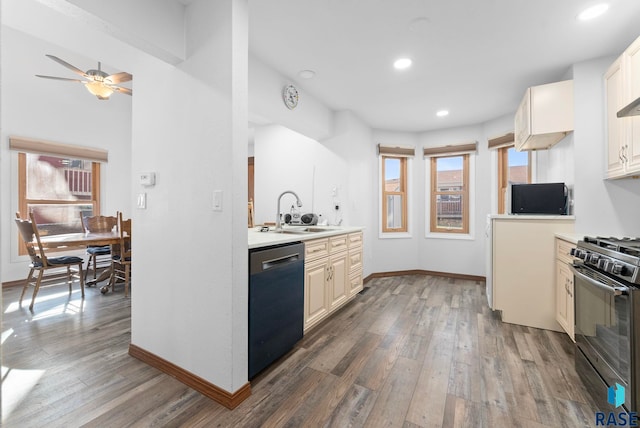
[{"left": 276, "top": 227, "right": 337, "bottom": 234}]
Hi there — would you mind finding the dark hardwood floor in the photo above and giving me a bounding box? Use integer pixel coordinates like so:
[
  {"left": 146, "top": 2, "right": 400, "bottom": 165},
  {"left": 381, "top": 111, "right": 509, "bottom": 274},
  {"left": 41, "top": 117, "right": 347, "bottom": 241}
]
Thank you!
[{"left": 2, "top": 275, "right": 599, "bottom": 427}]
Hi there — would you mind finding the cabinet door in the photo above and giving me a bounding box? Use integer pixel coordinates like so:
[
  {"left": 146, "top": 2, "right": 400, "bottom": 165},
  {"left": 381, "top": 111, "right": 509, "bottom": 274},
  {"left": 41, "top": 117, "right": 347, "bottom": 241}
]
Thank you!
[
  {"left": 556, "top": 261, "right": 572, "bottom": 337},
  {"left": 566, "top": 273, "right": 575, "bottom": 341},
  {"left": 329, "top": 251, "right": 348, "bottom": 311},
  {"left": 305, "top": 258, "right": 329, "bottom": 331},
  {"left": 605, "top": 56, "right": 626, "bottom": 178},
  {"left": 514, "top": 88, "right": 531, "bottom": 150},
  {"left": 625, "top": 37, "right": 640, "bottom": 173}
]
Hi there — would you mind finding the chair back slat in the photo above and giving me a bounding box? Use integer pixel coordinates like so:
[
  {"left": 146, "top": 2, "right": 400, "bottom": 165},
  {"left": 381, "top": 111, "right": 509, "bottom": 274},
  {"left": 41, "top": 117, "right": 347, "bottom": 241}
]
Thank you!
[
  {"left": 82, "top": 215, "right": 117, "bottom": 233},
  {"left": 14, "top": 212, "right": 47, "bottom": 266}
]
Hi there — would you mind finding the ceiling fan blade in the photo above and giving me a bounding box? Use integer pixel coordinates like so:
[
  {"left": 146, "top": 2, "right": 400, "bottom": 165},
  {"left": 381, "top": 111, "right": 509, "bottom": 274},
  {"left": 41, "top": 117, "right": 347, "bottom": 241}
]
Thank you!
[
  {"left": 36, "top": 74, "right": 84, "bottom": 83},
  {"left": 112, "top": 86, "right": 133, "bottom": 96},
  {"left": 45, "top": 54, "right": 88, "bottom": 78},
  {"left": 105, "top": 72, "right": 132, "bottom": 84}
]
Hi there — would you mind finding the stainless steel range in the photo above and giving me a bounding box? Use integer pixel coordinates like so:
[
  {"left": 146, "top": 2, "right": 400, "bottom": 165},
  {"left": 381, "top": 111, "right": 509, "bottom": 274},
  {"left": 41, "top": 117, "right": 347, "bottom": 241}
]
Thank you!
[{"left": 571, "top": 237, "right": 640, "bottom": 412}]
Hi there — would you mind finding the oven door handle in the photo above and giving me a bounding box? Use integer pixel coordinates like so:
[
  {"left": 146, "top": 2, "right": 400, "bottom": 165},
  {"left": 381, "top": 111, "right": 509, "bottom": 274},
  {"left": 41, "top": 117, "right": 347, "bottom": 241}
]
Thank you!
[{"left": 569, "top": 264, "right": 629, "bottom": 296}]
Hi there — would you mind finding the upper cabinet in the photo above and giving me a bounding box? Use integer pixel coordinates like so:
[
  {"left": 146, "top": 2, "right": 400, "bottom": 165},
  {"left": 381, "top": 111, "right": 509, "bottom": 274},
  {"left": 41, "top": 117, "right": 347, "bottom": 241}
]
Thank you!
[
  {"left": 514, "top": 80, "right": 574, "bottom": 152},
  {"left": 605, "top": 35, "right": 640, "bottom": 179}
]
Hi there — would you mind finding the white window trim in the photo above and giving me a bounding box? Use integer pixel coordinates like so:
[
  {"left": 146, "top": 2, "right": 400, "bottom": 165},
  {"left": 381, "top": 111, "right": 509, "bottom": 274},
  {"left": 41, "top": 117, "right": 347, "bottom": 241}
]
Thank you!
[
  {"left": 378, "top": 156, "right": 412, "bottom": 239},
  {"left": 425, "top": 154, "right": 475, "bottom": 240}
]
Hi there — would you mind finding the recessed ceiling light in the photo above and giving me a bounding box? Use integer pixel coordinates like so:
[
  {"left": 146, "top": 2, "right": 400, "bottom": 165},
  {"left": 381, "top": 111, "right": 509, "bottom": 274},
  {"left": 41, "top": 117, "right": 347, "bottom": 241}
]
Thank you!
[
  {"left": 393, "top": 58, "right": 412, "bottom": 70},
  {"left": 298, "top": 69, "right": 316, "bottom": 79},
  {"left": 577, "top": 3, "right": 609, "bottom": 21},
  {"left": 436, "top": 110, "right": 449, "bottom": 117}
]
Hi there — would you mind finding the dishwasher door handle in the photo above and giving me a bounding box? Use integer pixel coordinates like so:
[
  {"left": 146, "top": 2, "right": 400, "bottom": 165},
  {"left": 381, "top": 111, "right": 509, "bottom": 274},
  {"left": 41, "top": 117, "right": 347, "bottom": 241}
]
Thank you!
[{"left": 262, "top": 253, "right": 300, "bottom": 271}]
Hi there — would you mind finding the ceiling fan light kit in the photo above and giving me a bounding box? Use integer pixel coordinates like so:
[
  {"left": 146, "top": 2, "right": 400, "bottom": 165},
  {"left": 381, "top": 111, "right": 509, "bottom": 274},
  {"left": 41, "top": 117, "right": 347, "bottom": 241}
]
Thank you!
[
  {"left": 36, "top": 54, "right": 132, "bottom": 100},
  {"left": 84, "top": 80, "right": 114, "bottom": 100}
]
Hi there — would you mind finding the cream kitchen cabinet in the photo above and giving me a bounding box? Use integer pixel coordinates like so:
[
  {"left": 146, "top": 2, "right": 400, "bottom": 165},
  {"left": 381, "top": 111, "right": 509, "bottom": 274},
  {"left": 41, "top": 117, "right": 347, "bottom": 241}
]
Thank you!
[
  {"left": 555, "top": 237, "right": 576, "bottom": 341},
  {"left": 347, "top": 232, "right": 363, "bottom": 297},
  {"left": 304, "top": 257, "right": 330, "bottom": 329},
  {"left": 303, "top": 232, "right": 363, "bottom": 332},
  {"left": 514, "top": 80, "right": 574, "bottom": 151},
  {"left": 606, "top": 35, "right": 640, "bottom": 178},
  {"left": 605, "top": 56, "right": 627, "bottom": 178}
]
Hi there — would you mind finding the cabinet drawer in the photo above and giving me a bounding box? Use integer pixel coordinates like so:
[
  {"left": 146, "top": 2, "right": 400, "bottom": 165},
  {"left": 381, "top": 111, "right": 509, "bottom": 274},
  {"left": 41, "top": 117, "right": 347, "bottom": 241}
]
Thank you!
[
  {"left": 556, "top": 238, "right": 576, "bottom": 265},
  {"left": 329, "top": 235, "right": 348, "bottom": 254},
  {"left": 348, "top": 248, "right": 363, "bottom": 273},
  {"left": 349, "top": 271, "right": 363, "bottom": 296},
  {"left": 348, "top": 232, "right": 363, "bottom": 248},
  {"left": 305, "top": 238, "right": 329, "bottom": 261}
]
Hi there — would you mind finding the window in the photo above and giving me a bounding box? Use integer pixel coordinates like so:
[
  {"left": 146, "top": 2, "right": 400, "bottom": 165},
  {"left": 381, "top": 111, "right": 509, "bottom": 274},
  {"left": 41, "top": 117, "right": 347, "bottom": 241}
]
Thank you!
[
  {"left": 381, "top": 155, "right": 407, "bottom": 233},
  {"left": 497, "top": 146, "right": 531, "bottom": 213},
  {"left": 430, "top": 154, "right": 469, "bottom": 234},
  {"left": 16, "top": 144, "right": 102, "bottom": 255},
  {"left": 19, "top": 152, "right": 101, "bottom": 233}
]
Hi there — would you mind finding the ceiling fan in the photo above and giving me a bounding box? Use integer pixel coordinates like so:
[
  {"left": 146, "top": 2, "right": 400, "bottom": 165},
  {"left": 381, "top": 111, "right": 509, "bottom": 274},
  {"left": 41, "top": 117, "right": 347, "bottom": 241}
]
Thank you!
[{"left": 36, "top": 54, "right": 133, "bottom": 100}]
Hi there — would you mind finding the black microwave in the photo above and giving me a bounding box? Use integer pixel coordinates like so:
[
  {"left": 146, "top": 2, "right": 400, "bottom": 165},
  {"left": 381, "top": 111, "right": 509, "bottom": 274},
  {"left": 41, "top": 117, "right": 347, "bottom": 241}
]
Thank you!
[{"left": 511, "top": 183, "right": 567, "bottom": 215}]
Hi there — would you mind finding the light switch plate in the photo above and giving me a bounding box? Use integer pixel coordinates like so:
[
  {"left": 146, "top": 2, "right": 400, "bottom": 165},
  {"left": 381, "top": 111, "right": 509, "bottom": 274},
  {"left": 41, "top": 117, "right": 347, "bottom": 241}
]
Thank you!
[{"left": 137, "top": 193, "right": 147, "bottom": 209}]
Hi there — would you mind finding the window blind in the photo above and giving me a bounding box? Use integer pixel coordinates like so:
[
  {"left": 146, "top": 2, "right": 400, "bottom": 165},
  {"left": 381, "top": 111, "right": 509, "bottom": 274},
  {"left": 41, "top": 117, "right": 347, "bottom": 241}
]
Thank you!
[
  {"left": 10, "top": 136, "right": 108, "bottom": 162},
  {"left": 488, "top": 133, "right": 515, "bottom": 150},
  {"left": 377, "top": 144, "right": 415, "bottom": 157},
  {"left": 423, "top": 141, "right": 477, "bottom": 157}
]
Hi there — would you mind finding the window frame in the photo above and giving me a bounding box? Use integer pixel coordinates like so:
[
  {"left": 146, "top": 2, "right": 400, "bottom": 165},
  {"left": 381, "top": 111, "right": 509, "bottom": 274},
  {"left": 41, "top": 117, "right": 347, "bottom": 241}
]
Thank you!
[
  {"left": 497, "top": 145, "right": 531, "bottom": 214},
  {"left": 380, "top": 155, "right": 409, "bottom": 234},
  {"left": 429, "top": 154, "right": 470, "bottom": 235},
  {"left": 17, "top": 152, "right": 101, "bottom": 255}
]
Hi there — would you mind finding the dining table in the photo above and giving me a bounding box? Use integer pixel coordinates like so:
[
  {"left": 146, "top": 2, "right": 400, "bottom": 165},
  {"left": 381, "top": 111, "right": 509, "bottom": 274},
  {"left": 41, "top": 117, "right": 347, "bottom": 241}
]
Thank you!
[
  {"left": 37, "top": 231, "right": 122, "bottom": 249},
  {"left": 36, "top": 231, "right": 125, "bottom": 288}
]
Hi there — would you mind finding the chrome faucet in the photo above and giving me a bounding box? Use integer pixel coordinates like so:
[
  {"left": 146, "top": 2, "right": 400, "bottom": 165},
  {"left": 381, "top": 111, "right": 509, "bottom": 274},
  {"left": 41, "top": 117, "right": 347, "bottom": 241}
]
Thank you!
[{"left": 275, "top": 190, "right": 303, "bottom": 232}]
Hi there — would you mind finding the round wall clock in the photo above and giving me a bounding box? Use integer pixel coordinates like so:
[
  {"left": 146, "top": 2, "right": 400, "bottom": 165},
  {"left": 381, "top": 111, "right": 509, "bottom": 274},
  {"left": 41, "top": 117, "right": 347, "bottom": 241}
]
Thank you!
[{"left": 282, "top": 84, "right": 299, "bottom": 110}]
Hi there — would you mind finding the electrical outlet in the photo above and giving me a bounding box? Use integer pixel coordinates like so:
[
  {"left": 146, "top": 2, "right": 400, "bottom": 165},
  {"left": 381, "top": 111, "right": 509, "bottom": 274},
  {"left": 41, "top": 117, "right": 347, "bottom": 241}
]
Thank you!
[
  {"left": 213, "top": 190, "right": 223, "bottom": 211},
  {"left": 334, "top": 203, "right": 340, "bottom": 211}
]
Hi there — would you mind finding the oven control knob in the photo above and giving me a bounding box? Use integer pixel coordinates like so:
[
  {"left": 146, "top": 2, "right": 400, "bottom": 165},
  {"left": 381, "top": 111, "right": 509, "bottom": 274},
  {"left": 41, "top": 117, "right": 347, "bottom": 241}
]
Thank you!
[
  {"left": 589, "top": 254, "right": 600, "bottom": 264},
  {"left": 611, "top": 264, "right": 624, "bottom": 275},
  {"left": 579, "top": 251, "right": 588, "bottom": 260},
  {"left": 570, "top": 248, "right": 578, "bottom": 257},
  {"left": 598, "top": 259, "right": 609, "bottom": 270}
]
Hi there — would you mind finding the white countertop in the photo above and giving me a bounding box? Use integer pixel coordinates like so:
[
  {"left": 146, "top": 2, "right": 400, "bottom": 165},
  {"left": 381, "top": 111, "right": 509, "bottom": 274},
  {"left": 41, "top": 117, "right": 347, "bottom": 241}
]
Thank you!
[
  {"left": 248, "top": 225, "right": 364, "bottom": 249},
  {"left": 555, "top": 232, "right": 585, "bottom": 244},
  {"left": 489, "top": 214, "right": 575, "bottom": 221}
]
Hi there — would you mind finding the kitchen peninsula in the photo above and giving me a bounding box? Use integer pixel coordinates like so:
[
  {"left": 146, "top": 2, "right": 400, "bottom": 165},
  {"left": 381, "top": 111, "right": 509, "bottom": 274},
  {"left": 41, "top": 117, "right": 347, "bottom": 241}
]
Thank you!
[
  {"left": 487, "top": 215, "right": 575, "bottom": 331},
  {"left": 249, "top": 225, "right": 364, "bottom": 332}
]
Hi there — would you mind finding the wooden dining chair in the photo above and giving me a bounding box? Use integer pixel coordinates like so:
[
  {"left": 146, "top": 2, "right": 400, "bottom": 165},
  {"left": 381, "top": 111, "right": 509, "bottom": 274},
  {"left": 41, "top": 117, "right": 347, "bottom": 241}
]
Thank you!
[
  {"left": 108, "top": 212, "right": 132, "bottom": 297},
  {"left": 81, "top": 214, "right": 118, "bottom": 281},
  {"left": 14, "top": 212, "right": 85, "bottom": 311}
]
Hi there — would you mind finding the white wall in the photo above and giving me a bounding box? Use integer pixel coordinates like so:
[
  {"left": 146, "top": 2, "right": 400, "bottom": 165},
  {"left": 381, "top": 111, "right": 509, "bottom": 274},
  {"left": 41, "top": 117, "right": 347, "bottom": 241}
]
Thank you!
[
  {"left": 369, "top": 126, "right": 491, "bottom": 277},
  {"left": 371, "top": 130, "right": 421, "bottom": 272},
  {"left": 572, "top": 56, "right": 640, "bottom": 236},
  {"left": 249, "top": 55, "right": 333, "bottom": 141},
  {"left": 0, "top": 25, "right": 132, "bottom": 283},
  {"left": 130, "top": 0, "right": 248, "bottom": 393},
  {"left": 2, "top": 0, "right": 249, "bottom": 395},
  {"left": 253, "top": 124, "right": 348, "bottom": 227},
  {"left": 419, "top": 125, "right": 489, "bottom": 277},
  {"left": 322, "top": 111, "right": 376, "bottom": 277}
]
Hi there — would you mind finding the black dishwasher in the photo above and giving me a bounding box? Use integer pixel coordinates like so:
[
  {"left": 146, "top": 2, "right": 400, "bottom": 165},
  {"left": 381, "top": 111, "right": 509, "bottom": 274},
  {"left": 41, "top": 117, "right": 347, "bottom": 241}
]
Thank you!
[{"left": 248, "top": 242, "right": 305, "bottom": 379}]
